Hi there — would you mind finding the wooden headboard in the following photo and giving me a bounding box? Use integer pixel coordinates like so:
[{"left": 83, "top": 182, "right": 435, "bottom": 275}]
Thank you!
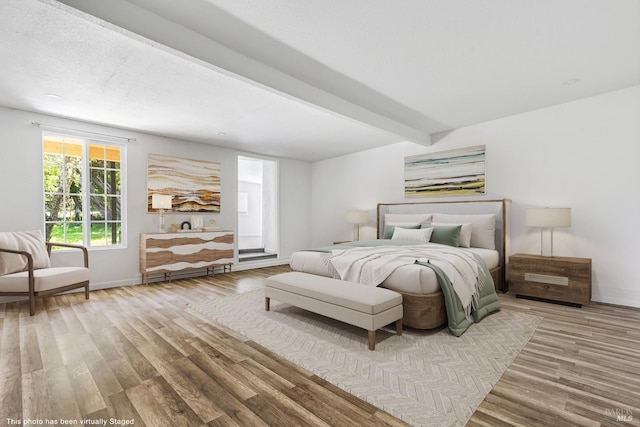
[{"left": 377, "top": 199, "right": 511, "bottom": 291}]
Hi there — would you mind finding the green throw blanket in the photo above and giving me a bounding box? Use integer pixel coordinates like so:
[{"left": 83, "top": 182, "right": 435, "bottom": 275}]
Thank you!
[{"left": 416, "top": 257, "right": 500, "bottom": 336}]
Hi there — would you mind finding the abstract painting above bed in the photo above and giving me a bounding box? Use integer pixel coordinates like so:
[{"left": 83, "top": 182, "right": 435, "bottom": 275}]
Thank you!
[{"left": 404, "top": 145, "right": 486, "bottom": 197}]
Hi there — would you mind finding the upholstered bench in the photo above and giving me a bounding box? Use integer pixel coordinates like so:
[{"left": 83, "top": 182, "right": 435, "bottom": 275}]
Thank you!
[{"left": 265, "top": 272, "right": 403, "bottom": 350}]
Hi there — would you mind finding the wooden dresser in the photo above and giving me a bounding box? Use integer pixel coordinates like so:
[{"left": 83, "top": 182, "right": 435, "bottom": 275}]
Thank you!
[
  {"left": 509, "top": 253, "right": 591, "bottom": 307},
  {"left": 140, "top": 230, "right": 234, "bottom": 284}
]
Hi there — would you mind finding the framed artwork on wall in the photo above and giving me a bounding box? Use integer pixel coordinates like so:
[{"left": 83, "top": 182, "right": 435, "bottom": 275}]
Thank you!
[
  {"left": 147, "top": 153, "right": 221, "bottom": 213},
  {"left": 404, "top": 145, "right": 486, "bottom": 197}
]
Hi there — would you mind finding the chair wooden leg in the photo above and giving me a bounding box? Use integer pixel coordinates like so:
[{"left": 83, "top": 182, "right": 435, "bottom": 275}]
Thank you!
[
  {"left": 29, "top": 296, "right": 35, "bottom": 316},
  {"left": 396, "top": 319, "right": 403, "bottom": 336},
  {"left": 265, "top": 297, "right": 270, "bottom": 311},
  {"left": 85, "top": 284, "right": 90, "bottom": 299},
  {"left": 368, "top": 330, "right": 376, "bottom": 351}
]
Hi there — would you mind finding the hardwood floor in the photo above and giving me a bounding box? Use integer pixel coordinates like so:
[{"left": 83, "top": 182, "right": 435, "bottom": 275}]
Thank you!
[
  {"left": 1, "top": 265, "right": 639, "bottom": 426},
  {"left": 470, "top": 295, "right": 640, "bottom": 427}
]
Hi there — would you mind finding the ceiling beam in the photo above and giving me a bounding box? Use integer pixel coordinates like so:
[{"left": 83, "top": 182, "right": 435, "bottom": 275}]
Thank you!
[{"left": 53, "top": 0, "right": 435, "bottom": 144}]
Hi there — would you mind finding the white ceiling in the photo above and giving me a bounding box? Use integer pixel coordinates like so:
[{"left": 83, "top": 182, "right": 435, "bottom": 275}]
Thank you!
[{"left": 1, "top": 0, "right": 638, "bottom": 162}]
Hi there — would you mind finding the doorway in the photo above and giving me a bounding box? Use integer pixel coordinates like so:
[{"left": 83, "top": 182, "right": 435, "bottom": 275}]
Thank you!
[{"left": 237, "top": 156, "right": 278, "bottom": 262}]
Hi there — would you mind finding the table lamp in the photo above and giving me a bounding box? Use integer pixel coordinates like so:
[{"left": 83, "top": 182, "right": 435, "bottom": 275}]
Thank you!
[
  {"left": 526, "top": 207, "right": 571, "bottom": 256},
  {"left": 347, "top": 210, "right": 369, "bottom": 241},
  {"left": 152, "top": 194, "right": 172, "bottom": 233}
]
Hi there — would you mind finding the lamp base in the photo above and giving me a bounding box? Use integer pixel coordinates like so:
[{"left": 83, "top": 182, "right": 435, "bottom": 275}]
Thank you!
[
  {"left": 158, "top": 209, "right": 166, "bottom": 233},
  {"left": 353, "top": 224, "right": 360, "bottom": 241},
  {"left": 539, "top": 228, "right": 556, "bottom": 257}
]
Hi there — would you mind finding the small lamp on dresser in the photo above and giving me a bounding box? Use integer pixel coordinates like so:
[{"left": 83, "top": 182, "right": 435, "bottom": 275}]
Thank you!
[
  {"left": 526, "top": 207, "right": 571, "bottom": 257},
  {"left": 347, "top": 210, "right": 369, "bottom": 241},
  {"left": 152, "top": 194, "right": 172, "bottom": 233}
]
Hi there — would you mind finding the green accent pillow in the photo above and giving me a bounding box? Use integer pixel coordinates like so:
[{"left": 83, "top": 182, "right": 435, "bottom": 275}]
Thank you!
[
  {"left": 422, "top": 224, "right": 462, "bottom": 247},
  {"left": 383, "top": 224, "right": 420, "bottom": 239}
]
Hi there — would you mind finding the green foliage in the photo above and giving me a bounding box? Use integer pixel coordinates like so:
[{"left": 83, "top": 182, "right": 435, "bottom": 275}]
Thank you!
[
  {"left": 49, "top": 223, "right": 83, "bottom": 245},
  {"left": 49, "top": 223, "right": 119, "bottom": 248},
  {"left": 44, "top": 152, "right": 83, "bottom": 241}
]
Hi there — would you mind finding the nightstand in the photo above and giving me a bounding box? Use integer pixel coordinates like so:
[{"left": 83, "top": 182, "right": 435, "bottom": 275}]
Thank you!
[{"left": 509, "top": 253, "right": 591, "bottom": 307}]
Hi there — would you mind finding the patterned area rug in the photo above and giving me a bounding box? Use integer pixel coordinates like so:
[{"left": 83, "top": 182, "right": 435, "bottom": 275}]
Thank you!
[{"left": 189, "top": 290, "right": 540, "bottom": 427}]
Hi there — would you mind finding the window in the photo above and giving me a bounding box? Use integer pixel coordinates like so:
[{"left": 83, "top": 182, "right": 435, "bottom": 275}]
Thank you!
[{"left": 43, "top": 133, "right": 125, "bottom": 248}]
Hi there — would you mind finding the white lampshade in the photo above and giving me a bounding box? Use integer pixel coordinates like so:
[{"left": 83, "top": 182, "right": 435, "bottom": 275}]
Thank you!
[
  {"left": 347, "top": 210, "right": 369, "bottom": 224},
  {"left": 526, "top": 207, "right": 571, "bottom": 257},
  {"left": 152, "top": 194, "right": 172, "bottom": 210},
  {"left": 526, "top": 208, "right": 571, "bottom": 228}
]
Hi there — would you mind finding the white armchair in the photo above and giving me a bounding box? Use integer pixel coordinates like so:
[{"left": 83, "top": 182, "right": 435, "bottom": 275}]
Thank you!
[{"left": 0, "top": 230, "right": 89, "bottom": 316}]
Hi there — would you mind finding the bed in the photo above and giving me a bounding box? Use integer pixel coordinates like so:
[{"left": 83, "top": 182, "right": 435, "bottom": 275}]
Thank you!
[{"left": 290, "top": 199, "right": 511, "bottom": 330}]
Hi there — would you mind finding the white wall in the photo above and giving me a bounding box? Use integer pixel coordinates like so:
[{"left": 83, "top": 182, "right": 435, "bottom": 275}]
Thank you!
[
  {"left": 312, "top": 141, "right": 427, "bottom": 243},
  {"left": 238, "top": 180, "right": 263, "bottom": 249},
  {"left": 262, "top": 159, "right": 278, "bottom": 254},
  {"left": 279, "top": 158, "right": 312, "bottom": 258},
  {"left": 0, "top": 106, "right": 311, "bottom": 293},
  {"left": 312, "top": 85, "right": 640, "bottom": 307}
]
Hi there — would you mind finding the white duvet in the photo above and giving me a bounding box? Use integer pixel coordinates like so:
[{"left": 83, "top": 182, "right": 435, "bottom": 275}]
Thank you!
[
  {"left": 290, "top": 246, "right": 498, "bottom": 295},
  {"left": 328, "top": 244, "right": 485, "bottom": 316}
]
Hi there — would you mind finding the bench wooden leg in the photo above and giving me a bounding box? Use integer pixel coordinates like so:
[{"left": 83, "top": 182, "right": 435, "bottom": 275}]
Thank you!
[
  {"left": 265, "top": 297, "right": 270, "bottom": 311},
  {"left": 368, "top": 330, "right": 375, "bottom": 351},
  {"left": 396, "top": 319, "right": 403, "bottom": 336}
]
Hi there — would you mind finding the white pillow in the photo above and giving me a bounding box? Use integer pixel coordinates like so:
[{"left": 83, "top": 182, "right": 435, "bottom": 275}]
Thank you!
[
  {"left": 432, "top": 214, "right": 496, "bottom": 249},
  {"left": 431, "top": 222, "right": 473, "bottom": 248},
  {"left": 0, "top": 230, "right": 51, "bottom": 275},
  {"left": 385, "top": 213, "right": 432, "bottom": 225},
  {"left": 391, "top": 226, "right": 433, "bottom": 242}
]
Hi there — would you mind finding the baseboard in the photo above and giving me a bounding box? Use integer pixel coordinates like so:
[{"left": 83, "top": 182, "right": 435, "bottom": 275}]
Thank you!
[
  {"left": 0, "top": 260, "right": 291, "bottom": 304},
  {"left": 90, "top": 277, "right": 140, "bottom": 290},
  {"left": 591, "top": 293, "right": 640, "bottom": 309}
]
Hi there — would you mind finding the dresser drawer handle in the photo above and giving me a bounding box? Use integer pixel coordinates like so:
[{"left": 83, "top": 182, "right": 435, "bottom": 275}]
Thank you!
[{"left": 525, "top": 273, "right": 569, "bottom": 286}]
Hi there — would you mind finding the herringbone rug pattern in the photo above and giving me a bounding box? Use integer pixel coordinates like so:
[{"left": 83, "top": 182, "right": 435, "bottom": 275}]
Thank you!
[{"left": 189, "top": 290, "right": 540, "bottom": 426}]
